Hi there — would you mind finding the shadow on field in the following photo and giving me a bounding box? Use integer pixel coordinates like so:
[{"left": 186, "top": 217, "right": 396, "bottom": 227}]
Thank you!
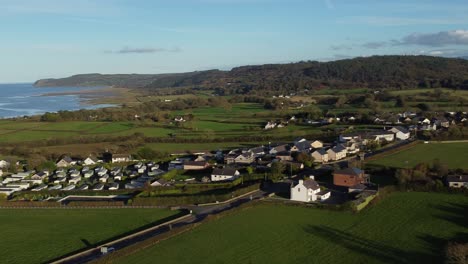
[
  {"left": 431, "top": 201, "right": 468, "bottom": 230},
  {"left": 303, "top": 225, "right": 434, "bottom": 264}
]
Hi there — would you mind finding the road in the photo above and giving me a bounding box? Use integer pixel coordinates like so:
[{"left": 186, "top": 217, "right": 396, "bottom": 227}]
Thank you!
[{"left": 54, "top": 190, "right": 267, "bottom": 264}]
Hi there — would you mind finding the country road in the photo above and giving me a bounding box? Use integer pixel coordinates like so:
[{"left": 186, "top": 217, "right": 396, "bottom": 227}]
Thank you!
[{"left": 53, "top": 190, "right": 268, "bottom": 264}]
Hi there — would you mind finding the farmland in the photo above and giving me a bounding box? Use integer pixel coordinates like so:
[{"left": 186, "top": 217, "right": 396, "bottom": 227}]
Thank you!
[
  {"left": 0, "top": 208, "right": 180, "bottom": 264},
  {"left": 367, "top": 142, "right": 468, "bottom": 169},
  {"left": 111, "top": 192, "right": 468, "bottom": 264}
]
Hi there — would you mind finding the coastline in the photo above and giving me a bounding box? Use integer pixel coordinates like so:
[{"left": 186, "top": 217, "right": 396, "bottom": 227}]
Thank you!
[{"left": 38, "top": 87, "right": 136, "bottom": 106}]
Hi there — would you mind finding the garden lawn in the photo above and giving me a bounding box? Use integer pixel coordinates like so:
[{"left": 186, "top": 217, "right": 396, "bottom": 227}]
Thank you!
[
  {"left": 113, "top": 192, "right": 468, "bottom": 264},
  {"left": 368, "top": 142, "right": 468, "bottom": 169},
  {"left": 0, "top": 208, "right": 179, "bottom": 264}
]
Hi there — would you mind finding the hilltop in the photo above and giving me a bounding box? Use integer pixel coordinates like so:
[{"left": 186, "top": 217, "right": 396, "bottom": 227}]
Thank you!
[{"left": 34, "top": 56, "right": 468, "bottom": 94}]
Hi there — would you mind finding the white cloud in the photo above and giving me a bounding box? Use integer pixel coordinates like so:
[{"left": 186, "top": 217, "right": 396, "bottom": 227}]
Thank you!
[
  {"left": 338, "top": 16, "right": 468, "bottom": 26},
  {"left": 400, "top": 30, "right": 468, "bottom": 46}
]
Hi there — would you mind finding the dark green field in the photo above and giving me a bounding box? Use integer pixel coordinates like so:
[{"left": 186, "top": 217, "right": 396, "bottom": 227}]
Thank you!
[
  {"left": 113, "top": 192, "right": 468, "bottom": 264},
  {"left": 0, "top": 208, "right": 179, "bottom": 264},
  {"left": 368, "top": 142, "right": 468, "bottom": 169}
]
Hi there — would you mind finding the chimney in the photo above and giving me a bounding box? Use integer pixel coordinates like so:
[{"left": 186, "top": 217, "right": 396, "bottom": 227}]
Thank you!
[
  {"left": 309, "top": 175, "right": 315, "bottom": 180},
  {"left": 299, "top": 180, "right": 304, "bottom": 185}
]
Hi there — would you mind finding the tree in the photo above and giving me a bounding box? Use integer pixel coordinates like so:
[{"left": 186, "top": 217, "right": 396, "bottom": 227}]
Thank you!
[
  {"left": 395, "top": 95, "right": 407, "bottom": 108},
  {"left": 136, "top": 147, "right": 158, "bottom": 160},
  {"left": 246, "top": 166, "right": 254, "bottom": 175},
  {"left": 270, "top": 161, "right": 285, "bottom": 181}
]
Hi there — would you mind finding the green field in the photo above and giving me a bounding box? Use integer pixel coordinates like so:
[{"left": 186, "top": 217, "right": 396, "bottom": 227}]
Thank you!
[
  {"left": 0, "top": 208, "right": 179, "bottom": 264},
  {"left": 368, "top": 142, "right": 468, "bottom": 169},
  {"left": 113, "top": 192, "right": 468, "bottom": 264}
]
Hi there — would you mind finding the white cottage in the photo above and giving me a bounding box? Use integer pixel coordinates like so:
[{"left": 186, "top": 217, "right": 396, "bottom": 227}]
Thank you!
[{"left": 290, "top": 177, "right": 329, "bottom": 202}]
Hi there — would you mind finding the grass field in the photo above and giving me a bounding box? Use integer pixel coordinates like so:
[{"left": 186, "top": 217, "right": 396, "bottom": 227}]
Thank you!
[
  {"left": 368, "top": 142, "right": 468, "bottom": 169},
  {"left": 112, "top": 192, "right": 468, "bottom": 264},
  {"left": 0, "top": 208, "right": 179, "bottom": 264}
]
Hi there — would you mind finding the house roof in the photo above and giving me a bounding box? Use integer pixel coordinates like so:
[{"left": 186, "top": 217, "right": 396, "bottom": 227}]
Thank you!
[
  {"left": 113, "top": 154, "right": 130, "bottom": 159},
  {"left": 212, "top": 168, "right": 238, "bottom": 177},
  {"left": 335, "top": 167, "right": 363, "bottom": 176},
  {"left": 393, "top": 126, "right": 409, "bottom": 134},
  {"left": 349, "top": 183, "right": 367, "bottom": 190},
  {"left": 58, "top": 156, "right": 73, "bottom": 163},
  {"left": 447, "top": 175, "right": 468, "bottom": 183},
  {"left": 331, "top": 144, "right": 347, "bottom": 153},
  {"left": 301, "top": 179, "right": 320, "bottom": 191},
  {"left": 184, "top": 161, "right": 207, "bottom": 167},
  {"left": 313, "top": 149, "right": 328, "bottom": 155}
]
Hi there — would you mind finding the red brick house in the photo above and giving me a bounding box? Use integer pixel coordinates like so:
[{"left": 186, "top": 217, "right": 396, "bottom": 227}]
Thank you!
[{"left": 333, "top": 167, "right": 368, "bottom": 187}]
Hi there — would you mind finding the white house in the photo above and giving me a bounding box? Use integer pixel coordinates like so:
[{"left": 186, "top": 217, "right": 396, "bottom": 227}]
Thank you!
[
  {"left": 83, "top": 156, "right": 99, "bottom": 166},
  {"left": 108, "top": 183, "right": 120, "bottom": 190},
  {"left": 68, "top": 176, "right": 82, "bottom": 185},
  {"left": 388, "top": 126, "right": 410, "bottom": 140},
  {"left": 290, "top": 177, "right": 329, "bottom": 202},
  {"left": 211, "top": 168, "right": 240, "bottom": 182},
  {"left": 446, "top": 175, "right": 468, "bottom": 188},
  {"left": 56, "top": 156, "right": 74, "bottom": 168},
  {"left": 112, "top": 154, "right": 131, "bottom": 163}
]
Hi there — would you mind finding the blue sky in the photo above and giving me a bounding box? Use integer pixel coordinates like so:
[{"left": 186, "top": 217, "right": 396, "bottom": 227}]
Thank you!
[{"left": 1, "top": 0, "right": 467, "bottom": 82}]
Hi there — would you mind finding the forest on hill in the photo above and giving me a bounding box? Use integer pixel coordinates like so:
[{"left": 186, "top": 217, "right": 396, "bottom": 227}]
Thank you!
[{"left": 35, "top": 56, "right": 468, "bottom": 95}]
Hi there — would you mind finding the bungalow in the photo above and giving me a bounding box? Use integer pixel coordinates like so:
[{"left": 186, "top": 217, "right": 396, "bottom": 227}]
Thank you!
[
  {"left": 108, "top": 183, "right": 120, "bottom": 190},
  {"left": 83, "top": 156, "right": 99, "bottom": 166},
  {"left": 93, "top": 184, "right": 105, "bottom": 191},
  {"left": 83, "top": 171, "right": 94, "bottom": 178},
  {"left": 311, "top": 149, "right": 329, "bottom": 163},
  {"left": 446, "top": 175, "right": 468, "bottom": 188},
  {"left": 364, "top": 131, "right": 395, "bottom": 142},
  {"left": 53, "top": 177, "right": 67, "bottom": 184},
  {"left": 327, "top": 145, "right": 347, "bottom": 161},
  {"left": 388, "top": 126, "right": 410, "bottom": 140},
  {"left": 111, "top": 154, "right": 131, "bottom": 163},
  {"left": 62, "top": 184, "right": 76, "bottom": 191},
  {"left": 78, "top": 185, "right": 89, "bottom": 191},
  {"left": 151, "top": 178, "right": 171, "bottom": 187},
  {"left": 137, "top": 166, "right": 147, "bottom": 174},
  {"left": 32, "top": 184, "right": 48, "bottom": 192},
  {"left": 31, "top": 171, "right": 49, "bottom": 181},
  {"left": 96, "top": 167, "right": 108, "bottom": 177},
  {"left": 110, "top": 167, "right": 122, "bottom": 176},
  {"left": 68, "top": 176, "right": 82, "bottom": 185},
  {"left": 99, "top": 174, "right": 110, "bottom": 183},
  {"left": 183, "top": 161, "right": 210, "bottom": 170},
  {"left": 290, "top": 176, "right": 330, "bottom": 202},
  {"left": 0, "top": 188, "right": 17, "bottom": 196},
  {"left": 56, "top": 156, "right": 74, "bottom": 168},
  {"left": 114, "top": 173, "right": 124, "bottom": 181},
  {"left": 333, "top": 167, "right": 368, "bottom": 187},
  {"left": 211, "top": 168, "right": 240, "bottom": 182},
  {"left": 48, "top": 185, "right": 62, "bottom": 191}
]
